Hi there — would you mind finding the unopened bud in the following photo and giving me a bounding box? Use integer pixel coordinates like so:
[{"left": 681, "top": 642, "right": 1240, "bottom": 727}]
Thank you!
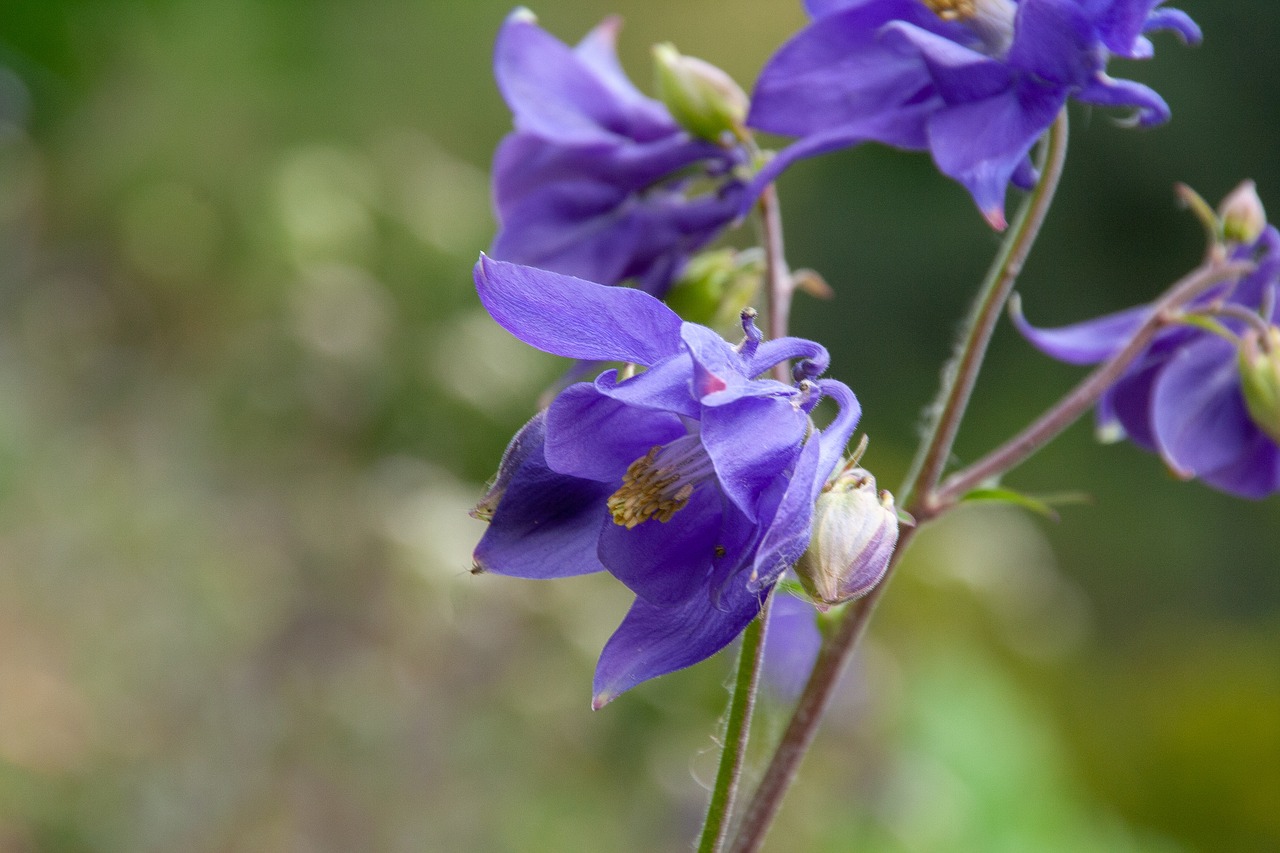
[
  {"left": 1238, "top": 326, "right": 1280, "bottom": 445},
  {"left": 1219, "top": 180, "right": 1267, "bottom": 245},
  {"left": 795, "top": 466, "right": 898, "bottom": 610},
  {"left": 652, "top": 43, "right": 748, "bottom": 144},
  {"left": 664, "top": 248, "right": 763, "bottom": 329}
]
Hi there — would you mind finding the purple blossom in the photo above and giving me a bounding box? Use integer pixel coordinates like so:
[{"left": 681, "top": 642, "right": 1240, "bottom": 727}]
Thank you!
[
  {"left": 748, "top": 0, "right": 1201, "bottom": 228},
  {"left": 470, "top": 256, "right": 861, "bottom": 706},
  {"left": 1015, "top": 227, "right": 1280, "bottom": 498},
  {"left": 490, "top": 10, "right": 748, "bottom": 295}
]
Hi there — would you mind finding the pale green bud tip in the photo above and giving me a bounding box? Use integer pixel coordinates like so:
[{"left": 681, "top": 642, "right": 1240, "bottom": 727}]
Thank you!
[
  {"left": 1219, "top": 180, "right": 1267, "bottom": 245},
  {"left": 795, "top": 467, "right": 899, "bottom": 610},
  {"left": 1239, "top": 326, "right": 1280, "bottom": 444},
  {"left": 652, "top": 43, "right": 748, "bottom": 144},
  {"left": 509, "top": 7, "right": 537, "bottom": 24}
]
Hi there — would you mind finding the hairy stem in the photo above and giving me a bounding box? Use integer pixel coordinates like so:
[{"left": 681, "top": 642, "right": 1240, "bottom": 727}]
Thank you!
[
  {"left": 900, "top": 110, "right": 1069, "bottom": 505},
  {"left": 697, "top": 598, "right": 770, "bottom": 853},
  {"left": 727, "top": 112, "right": 1069, "bottom": 853}
]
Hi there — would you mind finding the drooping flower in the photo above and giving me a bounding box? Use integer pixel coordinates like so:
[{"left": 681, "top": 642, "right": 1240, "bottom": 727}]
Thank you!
[
  {"left": 1014, "top": 226, "right": 1280, "bottom": 498},
  {"left": 470, "top": 255, "right": 861, "bottom": 706},
  {"left": 748, "top": 0, "right": 1201, "bottom": 228},
  {"left": 490, "top": 9, "right": 748, "bottom": 295}
]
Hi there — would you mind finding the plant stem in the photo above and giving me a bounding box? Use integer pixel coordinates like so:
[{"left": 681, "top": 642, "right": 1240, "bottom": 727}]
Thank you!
[
  {"left": 696, "top": 597, "right": 770, "bottom": 853},
  {"left": 760, "top": 183, "right": 795, "bottom": 380},
  {"left": 900, "top": 110, "right": 1069, "bottom": 506},
  {"left": 694, "top": 181, "right": 796, "bottom": 852},
  {"left": 726, "top": 523, "right": 918, "bottom": 853},
  {"left": 928, "top": 258, "right": 1253, "bottom": 513},
  {"left": 727, "top": 112, "right": 1070, "bottom": 853}
]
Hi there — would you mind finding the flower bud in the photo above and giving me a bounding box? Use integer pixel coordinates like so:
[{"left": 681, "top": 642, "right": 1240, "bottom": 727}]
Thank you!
[
  {"left": 795, "top": 466, "right": 898, "bottom": 610},
  {"left": 1218, "top": 180, "right": 1267, "bottom": 245},
  {"left": 664, "top": 248, "right": 762, "bottom": 329},
  {"left": 1238, "top": 326, "right": 1280, "bottom": 445},
  {"left": 652, "top": 43, "right": 748, "bottom": 144}
]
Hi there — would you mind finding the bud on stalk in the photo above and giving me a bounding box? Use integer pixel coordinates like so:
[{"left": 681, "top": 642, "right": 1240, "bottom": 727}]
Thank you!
[{"left": 795, "top": 466, "right": 899, "bottom": 610}]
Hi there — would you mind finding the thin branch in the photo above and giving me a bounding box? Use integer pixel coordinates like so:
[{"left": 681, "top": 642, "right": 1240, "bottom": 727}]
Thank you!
[
  {"left": 900, "top": 110, "right": 1070, "bottom": 505},
  {"left": 928, "top": 259, "right": 1254, "bottom": 513}
]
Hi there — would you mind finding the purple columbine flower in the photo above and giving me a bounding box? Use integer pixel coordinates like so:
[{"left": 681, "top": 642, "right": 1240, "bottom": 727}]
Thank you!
[
  {"left": 489, "top": 10, "right": 748, "bottom": 295},
  {"left": 748, "top": 0, "right": 1201, "bottom": 228},
  {"left": 470, "top": 255, "right": 861, "bottom": 707},
  {"left": 1015, "top": 227, "right": 1280, "bottom": 498}
]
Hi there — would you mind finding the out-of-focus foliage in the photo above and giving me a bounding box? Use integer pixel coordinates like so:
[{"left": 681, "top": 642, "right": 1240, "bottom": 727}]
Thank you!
[{"left": 0, "top": 1, "right": 1275, "bottom": 850}]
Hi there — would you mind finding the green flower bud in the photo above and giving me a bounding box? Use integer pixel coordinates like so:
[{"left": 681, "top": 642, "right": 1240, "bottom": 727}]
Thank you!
[
  {"left": 652, "top": 43, "right": 748, "bottom": 144},
  {"left": 795, "top": 466, "right": 898, "bottom": 610},
  {"left": 1238, "top": 326, "right": 1280, "bottom": 445},
  {"left": 663, "top": 248, "right": 763, "bottom": 330},
  {"left": 1218, "top": 180, "right": 1267, "bottom": 245}
]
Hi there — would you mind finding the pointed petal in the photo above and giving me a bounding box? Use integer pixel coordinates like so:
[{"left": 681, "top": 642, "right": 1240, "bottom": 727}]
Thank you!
[
  {"left": 597, "top": 483, "right": 722, "bottom": 605},
  {"left": 926, "top": 80, "right": 1066, "bottom": 226},
  {"left": 572, "top": 16, "right": 674, "bottom": 141},
  {"left": 592, "top": 581, "right": 768, "bottom": 708},
  {"left": 544, "top": 382, "right": 686, "bottom": 482},
  {"left": 475, "top": 255, "right": 683, "bottom": 365},
  {"left": 473, "top": 424, "right": 612, "bottom": 579},
  {"left": 1012, "top": 300, "right": 1151, "bottom": 365}
]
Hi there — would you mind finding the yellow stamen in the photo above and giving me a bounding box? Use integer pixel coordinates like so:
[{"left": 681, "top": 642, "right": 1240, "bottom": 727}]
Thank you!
[
  {"left": 923, "top": 0, "right": 977, "bottom": 21},
  {"left": 607, "top": 445, "right": 702, "bottom": 529}
]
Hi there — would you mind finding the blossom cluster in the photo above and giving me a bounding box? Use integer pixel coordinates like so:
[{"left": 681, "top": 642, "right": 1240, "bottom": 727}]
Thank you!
[{"left": 460, "top": 1, "right": 1280, "bottom": 709}]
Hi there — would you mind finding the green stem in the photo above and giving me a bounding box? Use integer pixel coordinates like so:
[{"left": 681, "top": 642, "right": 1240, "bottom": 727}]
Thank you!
[
  {"left": 901, "top": 110, "right": 1069, "bottom": 507},
  {"left": 727, "top": 111, "right": 1070, "bottom": 853},
  {"left": 696, "top": 598, "right": 771, "bottom": 853}
]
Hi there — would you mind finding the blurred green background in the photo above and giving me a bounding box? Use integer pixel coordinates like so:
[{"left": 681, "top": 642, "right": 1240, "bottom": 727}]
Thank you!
[{"left": 0, "top": 1, "right": 1276, "bottom": 850}]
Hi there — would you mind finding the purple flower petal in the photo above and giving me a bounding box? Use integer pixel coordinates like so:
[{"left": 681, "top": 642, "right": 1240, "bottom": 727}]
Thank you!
[
  {"left": 748, "top": 0, "right": 945, "bottom": 138},
  {"left": 926, "top": 78, "right": 1067, "bottom": 227},
  {"left": 544, "top": 382, "right": 686, "bottom": 482},
  {"left": 1075, "top": 75, "right": 1170, "bottom": 127},
  {"left": 592, "top": 580, "right": 768, "bottom": 708},
  {"left": 596, "top": 483, "right": 723, "bottom": 605},
  {"left": 1198, "top": 434, "right": 1280, "bottom": 499},
  {"left": 475, "top": 255, "right": 683, "bottom": 365},
  {"left": 1151, "top": 335, "right": 1257, "bottom": 479},
  {"left": 1008, "top": 0, "right": 1100, "bottom": 85},
  {"left": 1013, "top": 300, "right": 1151, "bottom": 364},
  {"left": 593, "top": 357, "right": 700, "bottom": 419},
  {"left": 473, "top": 422, "right": 612, "bottom": 579},
  {"left": 702, "top": 394, "right": 808, "bottom": 522}
]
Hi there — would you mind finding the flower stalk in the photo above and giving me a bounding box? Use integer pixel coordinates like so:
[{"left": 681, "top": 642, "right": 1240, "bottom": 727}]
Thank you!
[{"left": 727, "top": 111, "right": 1069, "bottom": 853}]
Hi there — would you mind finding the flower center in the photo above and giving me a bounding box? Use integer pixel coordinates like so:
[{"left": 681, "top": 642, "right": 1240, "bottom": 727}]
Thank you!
[
  {"left": 607, "top": 435, "right": 716, "bottom": 529},
  {"left": 923, "top": 0, "right": 1016, "bottom": 55}
]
